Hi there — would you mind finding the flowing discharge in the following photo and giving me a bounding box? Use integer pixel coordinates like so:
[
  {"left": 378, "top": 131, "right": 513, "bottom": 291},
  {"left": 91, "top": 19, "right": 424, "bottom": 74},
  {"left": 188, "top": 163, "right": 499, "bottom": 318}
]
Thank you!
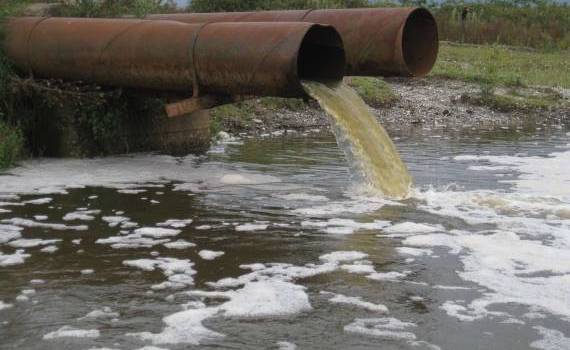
[{"left": 302, "top": 80, "right": 412, "bottom": 198}]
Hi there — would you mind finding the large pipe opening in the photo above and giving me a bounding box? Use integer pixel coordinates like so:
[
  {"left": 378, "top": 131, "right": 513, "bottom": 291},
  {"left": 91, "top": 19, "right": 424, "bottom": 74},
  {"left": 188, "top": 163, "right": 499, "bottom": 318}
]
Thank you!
[
  {"left": 297, "top": 25, "right": 345, "bottom": 83},
  {"left": 402, "top": 8, "right": 439, "bottom": 77}
]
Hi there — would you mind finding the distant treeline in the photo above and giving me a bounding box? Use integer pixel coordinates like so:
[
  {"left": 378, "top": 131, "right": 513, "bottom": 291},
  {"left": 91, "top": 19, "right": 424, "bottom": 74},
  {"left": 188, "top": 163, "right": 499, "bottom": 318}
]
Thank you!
[{"left": 189, "top": 0, "right": 570, "bottom": 50}]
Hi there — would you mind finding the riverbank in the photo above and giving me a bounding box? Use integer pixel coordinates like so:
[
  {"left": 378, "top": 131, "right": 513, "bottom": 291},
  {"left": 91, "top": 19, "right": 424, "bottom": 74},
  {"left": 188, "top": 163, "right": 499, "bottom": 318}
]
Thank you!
[{"left": 212, "top": 77, "right": 569, "bottom": 138}]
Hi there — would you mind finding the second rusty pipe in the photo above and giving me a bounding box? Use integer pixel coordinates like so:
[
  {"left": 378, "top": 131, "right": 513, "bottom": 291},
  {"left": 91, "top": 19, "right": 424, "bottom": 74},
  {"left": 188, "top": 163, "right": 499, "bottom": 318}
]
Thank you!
[
  {"left": 3, "top": 17, "right": 345, "bottom": 97},
  {"left": 148, "top": 7, "right": 439, "bottom": 77}
]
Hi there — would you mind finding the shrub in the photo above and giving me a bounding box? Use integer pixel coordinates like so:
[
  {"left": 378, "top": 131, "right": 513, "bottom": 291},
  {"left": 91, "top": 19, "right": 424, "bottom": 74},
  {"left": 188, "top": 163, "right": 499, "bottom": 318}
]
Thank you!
[
  {"left": 190, "top": 0, "right": 369, "bottom": 12},
  {"left": 0, "top": 121, "right": 23, "bottom": 169},
  {"left": 51, "top": 0, "right": 177, "bottom": 18}
]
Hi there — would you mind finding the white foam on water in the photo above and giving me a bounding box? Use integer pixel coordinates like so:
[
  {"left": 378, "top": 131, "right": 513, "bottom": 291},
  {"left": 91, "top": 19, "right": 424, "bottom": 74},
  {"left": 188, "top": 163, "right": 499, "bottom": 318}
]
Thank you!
[
  {"left": 403, "top": 148, "right": 570, "bottom": 325},
  {"left": 157, "top": 219, "right": 193, "bottom": 228},
  {"left": 16, "top": 289, "right": 35, "bottom": 302},
  {"left": 454, "top": 150, "right": 570, "bottom": 198},
  {"left": 366, "top": 271, "right": 411, "bottom": 282},
  {"left": 80, "top": 307, "right": 119, "bottom": 320},
  {"left": 0, "top": 301, "right": 13, "bottom": 310},
  {"left": 340, "top": 261, "right": 376, "bottom": 275},
  {"left": 118, "top": 189, "right": 147, "bottom": 194},
  {"left": 195, "top": 225, "right": 212, "bottom": 230},
  {"left": 131, "top": 307, "right": 223, "bottom": 345},
  {"left": 81, "top": 269, "right": 94, "bottom": 275},
  {"left": 301, "top": 218, "right": 391, "bottom": 235},
  {"left": 235, "top": 223, "right": 268, "bottom": 232},
  {"left": 0, "top": 154, "right": 283, "bottom": 197},
  {"left": 96, "top": 233, "right": 169, "bottom": 249},
  {"left": 33, "top": 215, "right": 48, "bottom": 221},
  {"left": 319, "top": 251, "right": 368, "bottom": 264},
  {"left": 8, "top": 239, "right": 61, "bottom": 248},
  {"left": 530, "top": 326, "right": 570, "bottom": 350},
  {"left": 292, "top": 195, "right": 393, "bottom": 216},
  {"left": 123, "top": 257, "right": 196, "bottom": 289},
  {"left": 0, "top": 224, "right": 23, "bottom": 244},
  {"left": 219, "top": 174, "right": 280, "bottom": 185},
  {"left": 2, "top": 218, "right": 88, "bottom": 231},
  {"left": 0, "top": 250, "right": 30, "bottom": 267},
  {"left": 132, "top": 280, "right": 310, "bottom": 345},
  {"left": 382, "top": 222, "right": 445, "bottom": 237},
  {"left": 322, "top": 291, "right": 388, "bottom": 313},
  {"left": 43, "top": 326, "right": 100, "bottom": 339},
  {"left": 63, "top": 209, "right": 100, "bottom": 221},
  {"left": 40, "top": 245, "right": 58, "bottom": 254},
  {"left": 277, "top": 341, "right": 297, "bottom": 350},
  {"left": 275, "top": 193, "right": 329, "bottom": 202},
  {"left": 25, "top": 197, "right": 52, "bottom": 205},
  {"left": 198, "top": 250, "right": 224, "bottom": 260},
  {"left": 396, "top": 247, "right": 433, "bottom": 257},
  {"left": 134, "top": 251, "right": 370, "bottom": 346},
  {"left": 344, "top": 318, "right": 417, "bottom": 340},
  {"left": 163, "top": 240, "right": 196, "bottom": 250},
  {"left": 101, "top": 216, "right": 130, "bottom": 227},
  {"left": 134, "top": 227, "right": 181, "bottom": 238},
  {"left": 221, "top": 280, "right": 311, "bottom": 317}
]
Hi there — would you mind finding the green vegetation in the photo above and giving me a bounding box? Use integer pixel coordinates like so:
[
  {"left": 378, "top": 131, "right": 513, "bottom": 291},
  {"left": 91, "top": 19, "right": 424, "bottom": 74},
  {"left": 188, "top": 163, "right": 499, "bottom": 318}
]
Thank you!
[
  {"left": 210, "top": 97, "right": 307, "bottom": 134},
  {"left": 0, "top": 1, "right": 31, "bottom": 168},
  {"left": 433, "top": 42, "right": 568, "bottom": 112},
  {"left": 0, "top": 121, "right": 23, "bottom": 169},
  {"left": 190, "top": 0, "right": 369, "bottom": 12},
  {"left": 461, "top": 86, "right": 565, "bottom": 112},
  {"left": 348, "top": 77, "right": 399, "bottom": 107},
  {"left": 191, "top": 0, "right": 570, "bottom": 52},
  {"left": 432, "top": 42, "right": 570, "bottom": 88},
  {"left": 51, "top": 0, "right": 176, "bottom": 18},
  {"left": 434, "top": 0, "right": 570, "bottom": 51}
]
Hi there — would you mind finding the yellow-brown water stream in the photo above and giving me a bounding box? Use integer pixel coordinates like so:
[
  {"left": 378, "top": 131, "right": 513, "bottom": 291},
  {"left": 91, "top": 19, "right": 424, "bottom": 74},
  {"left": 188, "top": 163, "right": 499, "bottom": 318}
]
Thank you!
[{"left": 302, "top": 80, "right": 412, "bottom": 198}]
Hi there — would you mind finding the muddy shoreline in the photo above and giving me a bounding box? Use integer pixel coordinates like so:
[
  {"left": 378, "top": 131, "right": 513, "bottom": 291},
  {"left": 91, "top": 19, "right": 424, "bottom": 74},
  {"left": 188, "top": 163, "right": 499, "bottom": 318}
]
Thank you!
[{"left": 217, "top": 78, "right": 569, "bottom": 138}]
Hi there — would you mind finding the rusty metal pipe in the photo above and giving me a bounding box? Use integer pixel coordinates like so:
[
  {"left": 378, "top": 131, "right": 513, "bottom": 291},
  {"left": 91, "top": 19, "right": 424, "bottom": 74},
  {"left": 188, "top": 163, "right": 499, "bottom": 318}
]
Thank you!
[
  {"left": 3, "top": 17, "right": 345, "bottom": 97},
  {"left": 148, "top": 7, "right": 439, "bottom": 77}
]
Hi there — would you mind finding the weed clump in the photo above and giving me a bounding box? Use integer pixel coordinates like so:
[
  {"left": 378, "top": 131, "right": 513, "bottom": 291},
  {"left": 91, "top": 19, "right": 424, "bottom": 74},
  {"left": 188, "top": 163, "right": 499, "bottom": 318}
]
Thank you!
[
  {"left": 348, "top": 77, "right": 399, "bottom": 107},
  {"left": 0, "top": 120, "right": 23, "bottom": 169}
]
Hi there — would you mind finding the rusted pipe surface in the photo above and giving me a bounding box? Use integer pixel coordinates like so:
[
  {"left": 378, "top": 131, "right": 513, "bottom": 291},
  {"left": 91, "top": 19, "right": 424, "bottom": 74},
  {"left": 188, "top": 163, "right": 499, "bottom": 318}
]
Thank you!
[
  {"left": 149, "top": 8, "right": 439, "bottom": 77},
  {"left": 3, "top": 17, "right": 345, "bottom": 97}
]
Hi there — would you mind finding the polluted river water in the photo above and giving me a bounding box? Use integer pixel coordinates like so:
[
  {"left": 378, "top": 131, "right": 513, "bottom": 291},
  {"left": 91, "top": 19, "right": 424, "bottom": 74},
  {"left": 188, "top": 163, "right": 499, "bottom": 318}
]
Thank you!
[
  {"left": 0, "top": 88, "right": 570, "bottom": 349},
  {"left": 302, "top": 81, "right": 412, "bottom": 198}
]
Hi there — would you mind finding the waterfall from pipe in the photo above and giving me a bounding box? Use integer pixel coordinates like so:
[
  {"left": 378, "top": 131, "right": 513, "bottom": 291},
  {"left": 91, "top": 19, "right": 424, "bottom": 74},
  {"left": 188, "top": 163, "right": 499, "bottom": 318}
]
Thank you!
[{"left": 302, "top": 80, "right": 412, "bottom": 198}]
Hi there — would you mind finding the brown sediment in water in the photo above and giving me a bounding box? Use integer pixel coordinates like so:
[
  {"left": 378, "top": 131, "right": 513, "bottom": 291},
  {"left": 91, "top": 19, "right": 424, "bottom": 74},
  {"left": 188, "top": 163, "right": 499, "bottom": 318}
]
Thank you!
[{"left": 302, "top": 80, "right": 413, "bottom": 198}]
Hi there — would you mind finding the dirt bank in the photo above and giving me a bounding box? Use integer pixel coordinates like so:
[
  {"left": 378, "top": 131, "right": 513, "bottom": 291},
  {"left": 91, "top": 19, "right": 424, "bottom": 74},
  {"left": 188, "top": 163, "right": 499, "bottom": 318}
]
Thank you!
[{"left": 216, "top": 77, "right": 569, "bottom": 137}]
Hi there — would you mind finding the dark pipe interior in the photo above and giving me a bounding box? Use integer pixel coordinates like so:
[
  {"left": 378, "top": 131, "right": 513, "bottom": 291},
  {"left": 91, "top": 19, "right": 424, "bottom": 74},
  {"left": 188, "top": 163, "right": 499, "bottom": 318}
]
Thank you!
[
  {"left": 402, "top": 8, "right": 439, "bottom": 77},
  {"left": 297, "top": 25, "right": 345, "bottom": 82}
]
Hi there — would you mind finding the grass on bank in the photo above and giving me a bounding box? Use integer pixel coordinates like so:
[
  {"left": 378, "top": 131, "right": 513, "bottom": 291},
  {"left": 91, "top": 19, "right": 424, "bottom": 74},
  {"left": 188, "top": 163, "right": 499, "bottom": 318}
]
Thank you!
[
  {"left": 347, "top": 77, "right": 399, "bottom": 107},
  {"left": 432, "top": 42, "right": 569, "bottom": 111},
  {"left": 432, "top": 42, "right": 570, "bottom": 89}
]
